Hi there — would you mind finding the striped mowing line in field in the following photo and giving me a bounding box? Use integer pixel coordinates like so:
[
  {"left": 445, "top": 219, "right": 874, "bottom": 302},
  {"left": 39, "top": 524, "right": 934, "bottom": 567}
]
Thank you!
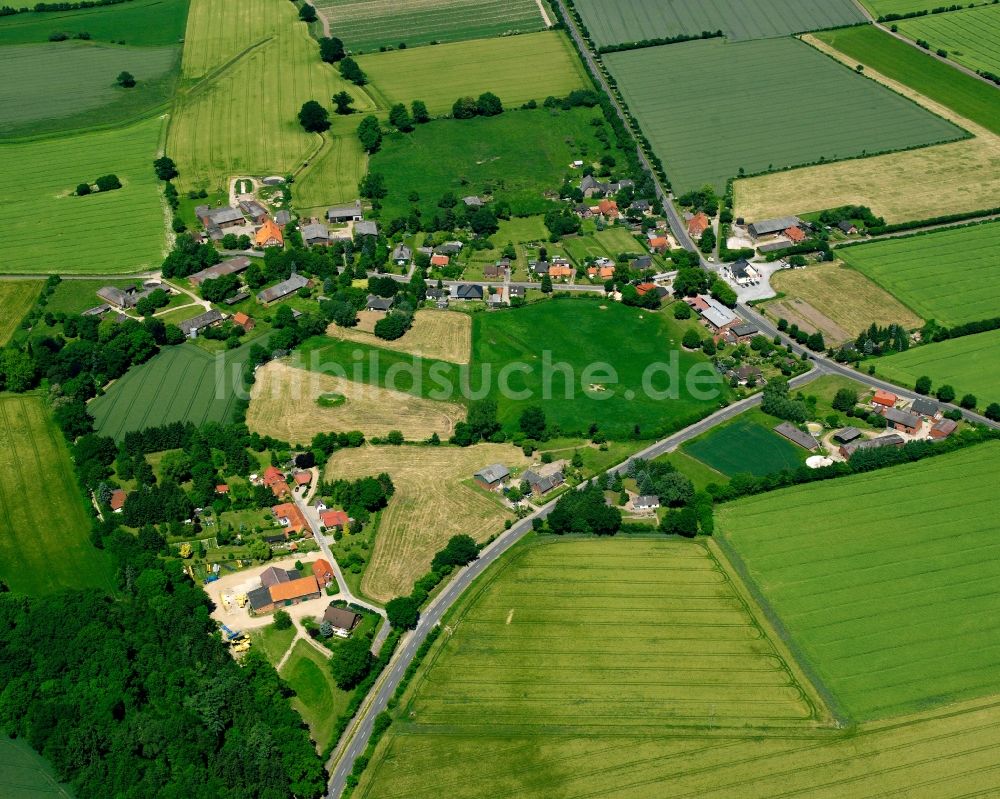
[{"left": 897, "top": 4, "right": 1000, "bottom": 76}]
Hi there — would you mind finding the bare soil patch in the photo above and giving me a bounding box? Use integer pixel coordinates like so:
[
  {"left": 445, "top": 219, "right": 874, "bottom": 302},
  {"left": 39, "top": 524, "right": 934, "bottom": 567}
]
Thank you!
[{"left": 326, "top": 309, "right": 472, "bottom": 363}]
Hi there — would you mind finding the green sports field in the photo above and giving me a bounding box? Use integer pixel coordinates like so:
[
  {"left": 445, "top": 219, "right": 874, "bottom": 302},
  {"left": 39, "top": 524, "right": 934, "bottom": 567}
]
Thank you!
[
  {"left": 604, "top": 37, "right": 964, "bottom": 193},
  {"left": 897, "top": 5, "right": 1000, "bottom": 76},
  {"left": 718, "top": 441, "right": 1000, "bottom": 720},
  {"left": 572, "top": 0, "right": 864, "bottom": 48},
  {"left": 357, "top": 31, "right": 589, "bottom": 115},
  {"left": 0, "top": 394, "right": 115, "bottom": 596},
  {"left": 874, "top": 329, "right": 1000, "bottom": 405},
  {"left": 314, "top": 0, "right": 545, "bottom": 53},
  {"left": 815, "top": 25, "right": 1000, "bottom": 135},
  {"left": 683, "top": 413, "right": 808, "bottom": 477},
  {"left": 0, "top": 281, "right": 41, "bottom": 345},
  {"left": 89, "top": 338, "right": 265, "bottom": 439},
  {"left": 839, "top": 222, "right": 1000, "bottom": 327},
  {"left": 0, "top": 0, "right": 189, "bottom": 47},
  {"left": 0, "top": 116, "right": 166, "bottom": 274},
  {"left": 0, "top": 42, "right": 178, "bottom": 136},
  {"left": 370, "top": 105, "right": 626, "bottom": 220}
]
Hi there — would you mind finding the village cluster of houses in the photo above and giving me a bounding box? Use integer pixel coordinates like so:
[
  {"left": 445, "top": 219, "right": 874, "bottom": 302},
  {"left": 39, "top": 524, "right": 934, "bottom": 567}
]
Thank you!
[
  {"left": 196, "top": 200, "right": 287, "bottom": 250},
  {"left": 474, "top": 462, "right": 566, "bottom": 498},
  {"left": 683, "top": 295, "right": 760, "bottom": 341},
  {"left": 833, "top": 391, "right": 957, "bottom": 457}
]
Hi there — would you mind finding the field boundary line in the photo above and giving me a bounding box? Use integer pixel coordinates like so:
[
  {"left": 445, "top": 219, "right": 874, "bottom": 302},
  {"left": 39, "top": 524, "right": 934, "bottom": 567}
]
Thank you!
[{"left": 709, "top": 536, "right": 849, "bottom": 727}]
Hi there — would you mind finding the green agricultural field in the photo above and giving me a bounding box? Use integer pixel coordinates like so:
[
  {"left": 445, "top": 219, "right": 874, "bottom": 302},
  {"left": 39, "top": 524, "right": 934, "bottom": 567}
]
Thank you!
[
  {"left": 0, "top": 41, "right": 178, "bottom": 136},
  {"left": 572, "top": 0, "right": 864, "bottom": 48},
  {"left": 683, "top": 411, "right": 807, "bottom": 477},
  {"left": 0, "top": 737, "right": 75, "bottom": 799},
  {"left": 0, "top": 116, "right": 166, "bottom": 274},
  {"left": 294, "top": 119, "right": 367, "bottom": 214},
  {"left": 862, "top": 0, "right": 991, "bottom": 17},
  {"left": 839, "top": 222, "right": 1000, "bottom": 327},
  {"left": 897, "top": 5, "right": 1000, "bottom": 76},
  {"left": 169, "top": 0, "right": 373, "bottom": 192},
  {"left": 874, "top": 329, "right": 1000, "bottom": 405},
  {"left": 0, "top": 0, "right": 189, "bottom": 46},
  {"left": 0, "top": 395, "right": 115, "bottom": 596},
  {"left": 359, "top": 694, "right": 1000, "bottom": 798},
  {"left": 604, "top": 37, "right": 964, "bottom": 192},
  {"left": 90, "top": 337, "right": 266, "bottom": 440},
  {"left": 0, "top": 281, "right": 41, "bottom": 345},
  {"left": 815, "top": 25, "right": 1000, "bottom": 135},
  {"left": 370, "top": 105, "right": 626, "bottom": 220},
  {"left": 280, "top": 640, "right": 350, "bottom": 751},
  {"left": 314, "top": 0, "right": 545, "bottom": 53},
  {"left": 718, "top": 441, "right": 1000, "bottom": 720},
  {"left": 357, "top": 31, "right": 589, "bottom": 115}
]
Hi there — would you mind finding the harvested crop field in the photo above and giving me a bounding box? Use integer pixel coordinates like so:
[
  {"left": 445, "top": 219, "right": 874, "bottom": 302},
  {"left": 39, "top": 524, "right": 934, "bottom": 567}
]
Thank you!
[
  {"left": 874, "top": 329, "right": 1000, "bottom": 405},
  {"left": 313, "top": 0, "right": 545, "bottom": 53},
  {"left": 683, "top": 413, "right": 807, "bottom": 477},
  {"left": 572, "top": 0, "right": 864, "bottom": 48},
  {"left": 326, "top": 309, "right": 471, "bottom": 363},
  {"left": 604, "top": 36, "right": 963, "bottom": 193},
  {"left": 360, "top": 693, "right": 1000, "bottom": 798},
  {"left": 734, "top": 33, "right": 1000, "bottom": 222},
  {"left": 896, "top": 4, "right": 1000, "bottom": 76},
  {"left": 837, "top": 222, "right": 1000, "bottom": 327},
  {"left": 247, "top": 360, "right": 465, "bottom": 443},
  {"left": 357, "top": 31, "right": 589, "bottom": 115},
  {"left": 0, "top": 281, "right": 41, "bottom": 345},
  {"left": 325, "top": 443, "right": 531, "bottom": 601},
  {"left": 768, "top": 261, "right": 923, "bottom": 341},
  {"left": 718, "top": 441, "right": 1000, "bottom": 720}
]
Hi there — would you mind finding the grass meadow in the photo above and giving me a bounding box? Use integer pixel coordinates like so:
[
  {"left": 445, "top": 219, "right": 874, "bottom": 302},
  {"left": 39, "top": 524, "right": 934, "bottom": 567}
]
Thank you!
[
  {"left": 814, "top": 25, "right": 1000, "bottom": 135},
  {"left": 0, "top": 0, "right": 189, "bottom": 46},
  {"left": 0, "top": 42, "right": 179, "bottom": 136},
  {"left": 0, "top": 737, "right": 76, "bottom": 799},
  {"left": 371, "top": 105, "right": 626, "bottom": 220},
  {"left": 897, "top": 5, "right": 1000, "bottom": 76},
  {"left": 605, "top": 37, "right": 964, "bottom": 193},
  {"left": 357, "top": 31, "right": 589, "bottom": 115},
  {"left": 0, "top": 281, "right": 41, "bottom": 345},
  {"left": 718, "top": 441, "right": 1000, "bottom": 720},
  {"left": 0, "top": 395, "right": 115, "bottom": 596},
  {"left": 360, "top": 693, "right": 1000, "bottom": 798},
  {"left": 90, "top": 338, "right": 266, "bottom": 439},
  {"left": 573, "top": 0, "right": 864, "bottom": 47},
  {"left": 314, "top": 0, "right": 545, "bottom": 53},
  {"left": 838, "top": 222, "right": 1000, "bottom": 327},
  {"left": 874, "top": 329, "right": 1000, "bottom": 404},
  {"left": 862, "top": 0, "right": 977, "bottom": 14},
  {"left": 280, "top": 640, "right": 349, "bottom": 751},
  {"left": 683, "top": 411, "right": 808, "bottom": 477},
  {"left": 0, "top": 116, "right": 166, "bottom": 274},
  {"left": 169, "top": 0, "right": 373, "bottom": 192}
]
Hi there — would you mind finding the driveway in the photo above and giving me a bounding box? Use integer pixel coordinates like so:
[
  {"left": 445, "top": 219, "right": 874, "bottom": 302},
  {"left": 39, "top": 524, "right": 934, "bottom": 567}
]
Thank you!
[{"left": 731, "top": 261, "right": 785, "bottom": 303}]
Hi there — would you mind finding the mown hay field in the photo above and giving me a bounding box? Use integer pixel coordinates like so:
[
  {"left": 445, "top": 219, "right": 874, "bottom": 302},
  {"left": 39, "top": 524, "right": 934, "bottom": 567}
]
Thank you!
[
  {"left": 605, "top": 37, "right": 963, "bottom": 193},
  {"left": 768, "top": 260, "right": 923, "bottom": 342},
  {"left": 0, "top": 42, "right": 178, "bottom": 136},
  {"left": 734, "top": 32, "right": 1000, "bottom": 222},
  {"left": 874, "top": 329, "right": 1000, "bottom": 404},
  {"left": 573, "top": 0, "right": 863, "bottom": 48},
  {"left": 0, "top": 116, "right": 166, "bottom": 274},
  {"left": 247, "top": 360, "right": 465, "bottom": 443},
  {"left": 838, "top": 222, "right": 1000, "bottom": 327},
  {"left": 0, "top": 395, "right": 115, "bottom": 596},
  {"left": 718, "top": 441, "right": 1000, "bottom": 720},
  {"left": 360, "top": 693, "right": 1000, "bottom": 798},
  {"left": 683, "top": 413, "right": 807, "bottom": 477},
  {"left": 169, "top": 0, "right": 373, "bottom": 192},
  {"left": 0, "top": 282, "right": 41, "bottom": 345},
  {"left": 357, "top": 31, "right": 589, "bottom": 115},
  {"left": 314, "top": 0, "right": 545, "bottom": 53},
  {"left": 896, "top": 5, "right": 1000, "bottom": 78},
  {"left": 90, "top": 338, "right": 264, "bottom": 439},
  {"left": 325, "top": 443, "right": 531, "bottom": 601},
  {"left": 326, "top": 309, "right": 471, "bottom": 363}
]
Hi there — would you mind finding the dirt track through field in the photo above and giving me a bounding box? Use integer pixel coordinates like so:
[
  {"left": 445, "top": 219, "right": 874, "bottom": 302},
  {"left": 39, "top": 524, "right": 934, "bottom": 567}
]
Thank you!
[{"left": 247, "top": 360, "right": 465, "bottom": 444}]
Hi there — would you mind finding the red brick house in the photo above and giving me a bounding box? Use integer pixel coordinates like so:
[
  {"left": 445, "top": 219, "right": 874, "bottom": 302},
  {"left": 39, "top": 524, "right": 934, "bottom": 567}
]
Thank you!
[
  {"left": 232, "top": 312, "right": 255, "bottom": 332},
  {"left": 687, "top": 212, "right": 709, "bottom": 238},
  {"left": 430, "top": 254, "right": 450, "bottom": 267},
  {"left": 109, "top": 488, "right": 127, "bottom": 513},
  {"left": 311, "top": 558, "right": 335, "bottom": 586},
  {"left": 272, "top": 502, "right": 309, "bottom": 536},
  {"left": 784, "top": 226, "right": 807, "bottom": 243},
  {"left": 263, "top": 466, "right": 290, "bottom": 498},
  {"left": 321, "top": 509, "right": 350, "bottom": 530}
]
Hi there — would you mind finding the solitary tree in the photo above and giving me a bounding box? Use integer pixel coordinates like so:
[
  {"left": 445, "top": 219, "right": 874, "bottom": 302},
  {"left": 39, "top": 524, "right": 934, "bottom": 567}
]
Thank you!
[
  {"left": 76, "top": 182, "right": 92, "bottom": 196},
  {"left": 95, "top": 174, "right": 122, "bottom": 191},
  {"left": 332, "top": 90, "right": 354, "bottom": 115},
  {"left": 451, "top": 96, "right": 478, "bottom": 119},
  {"left": 832, "top": 387, "right": 858, "bottom": 412},
  {"left": 272, "top": 610, "right": 292, "bottom": 630},
  {"left": 153, "top": 156, "right": 178, "bottom": 181},
  {"left": 540, "top": 273, "right": 553, "bottom": 294},
  {"left": 682, "top": 328, "right": 700, "bottom": 349},
  {"left": 519, "top": 406, "right": 547, "bottom": 439},
  {"left": 411, "top": 99, "right": 430, "bottom": 123},
  {"left": 298, "top": 100, "right": 330, "bottom": 132},
  {"left": 319, "top": 36, "right": 345, "bottom": 63},
  {"left": 388, "top": 103, "right": 413, "bottom": 132},
  {"left": 960, "top": 393, "right": 977, "bottom": 410},
  {"left": 357, "top": 115, "right": 382, "bottom": 153},
  {"left": 915, "top": 375, "right": 932, "bottom": 395},
  {"left": 936, "top": 384, "right": 956, "bottom": 403},
  {"left": 298, "top": 2, "right": 317, "bottom": 22},
  {"left": 476, "top": 91, "right": 503, "bottom": 116},
  {"left": 116, "top": 71, "right": 136, "bottom": 88}
]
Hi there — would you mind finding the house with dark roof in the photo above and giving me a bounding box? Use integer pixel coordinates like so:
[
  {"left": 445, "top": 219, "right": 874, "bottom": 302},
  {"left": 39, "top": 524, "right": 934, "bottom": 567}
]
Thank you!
[
  {"left": 484, "top": 259, "right": 509, "bottom": 278},
  {"left": 474, "top": 463, "right": 510, "bottom": 490},
  {"left": 930, "top": 418, "right": 958, "bottom": 439},
  {"left": 453, "top": 284, "right": 484, "bottom": 301},
  {"left": 633, "top": 495, "right": 660, "bottom": 511},
  {"left": 260, "top": 566, "right": 296, "bottom": 588},
  {"left": 840, "top": 433, "right": 905, "bottom": 459},
  {"left": 188, "top": 256, "right": 251, "bottom": 286},
  {"left": 882, "top": 406, "right": 922, "bottom": 434},
  {"left": 837, "top": 220, "right": 857, "bottom": 235},
  {"left": 257, "top": 274, "right": 309, "bottom": 304},
  {"left": 833, "top": 427, "right": 862, "bottom": 444},
  {"left": 239, "top": 199, "right": 269, "bottom": 224},
  {"left": 773, "top": 422, "right": 820, "bottom": 451},
  {"left": 629, "top": 199, "right": 651, "bottom": 214},
  {"left": 508, "top": 285, "right": 525, "bottom": 299},
  {"left": 327, "top": 201, "right": 363, "bottom": 222},
  {"left": 911, "top": 397, "right": 941, "bottom": 419},
  {"left": 366, "top": 294, "right": 394, "bottom": 312},
  {"left": 301, "top": 222, "right": 330, "bottom": 247},
  {"left": 178, "top": 309, "right": 224, "bottom": 338},
  {"left": 728, "top": 259, "right": 760, "bottom": 286},
  {"left": 324, "top": 606, "right": 362, "bottom": 636},
  {"left": 354, "top": 220, "right": 378, "bottom": 237},
  {"left": 392, "top": 243, "right": 412, "bottom": 265},
  {"left": 274, "top": 209, "right": 291, "bottom": 227},
  {"left": 726, "top": 364, "right": 764, "bottom": 386},
  {"left": 522, "top": 469, "right": 564, "bottom": 496},
  {"left": 748, "top": 216, "right": 803, "bottom": 240},
  {"left": 728, "top": 322, "right": 759, "bottom": 341},
  {"left": 630, "top": 255, "right": 653, "bottom": 270}
]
